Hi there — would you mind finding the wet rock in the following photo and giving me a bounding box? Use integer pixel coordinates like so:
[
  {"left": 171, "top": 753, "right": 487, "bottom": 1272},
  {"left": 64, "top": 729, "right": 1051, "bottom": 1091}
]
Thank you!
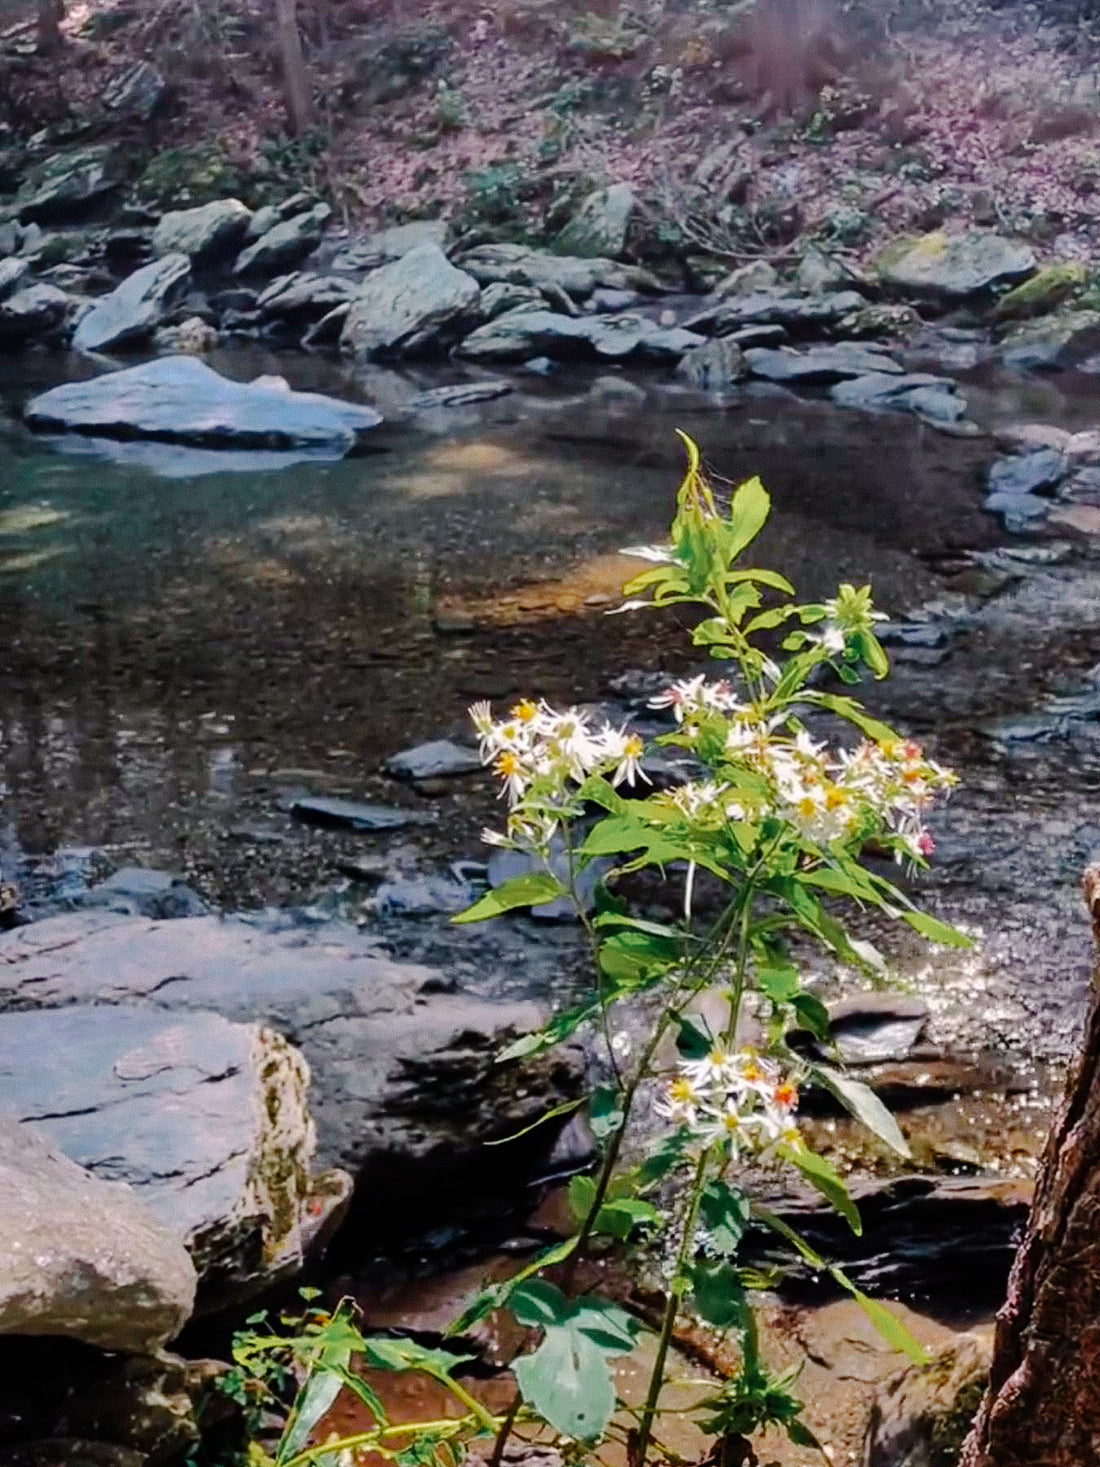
[
  {"left": 826, "top": 995, "right": 930, "bottom": 1064},
  {"left": 0, "top": 1443, "right": 143, "bottom": 1467},
  {"left": 676, "top": 336, "right": 748, "bottom": 391},
  {"left": 1064, "top": 429, "right": 1100, "bottom": 465},
  {"left": 984, "top": 491, "right": 1050, "bottom": 530},
  {"left": 62, "top": 1351, "right": 227, "bottom": 1465},
  {"left": 0, "top": 257, "right": 29, "bottom": 300},
  {"left": 0, "top": 1118, "right": 196, "bottom": 1352},
  {"left": 709, "top": 260, "right": 778, "bottom": 299},
  {"left": 459, "top": 308, "right": 700, "bottom": 364},
  {"left": 16, "top": 149, "right": 120, "bottom": 226},
  {"left": 288, "top": 795, "right": 433, "bottom": 830},
  {"left": 233, "top": 203, "right": 331, "bottom": 277},
  {"left": 256, "top": 272, "right": 356, "bottom": 324},
  {"left": 987, "top": 449, "right": 1066, "bottom": 498},
  {"left": 72, "top": 255, "right": 192, "bottom": 354},
  {"left": 728, "top": 322, "right": 788, "bottom": 348},
  {"left": 382, "top": 739, "right": 482, "bottom": 781},
  {"left": 590, "top": 287, "right": 641, "bottom": 312},
  {"left": 831, "top": 372, "right": 964, "bottom": 425},
  {"left": 838, "top": 302, "right": 923, "bottom": 340},
  {"left": 994, "top": 423, "right": 1072, "bottom": 455},
  {"left": 369, "top": 875, "right": 471, "bottom": 917},
  {"left": 456, "top": 243, "right": 660, "bottom": 302},
  {"left": 993, "top": 261, "right": 1089, "bottom": 322},
  {"left": 331, "top": 220, "right": 449, "bottom": 273},
  {"left": 878, "top": 230, "right": 1035, "bottom": 300},
  {"left": 102, "top": 60, "right": 166, "bottom": 120},
  {"left": 24, "top": 357, "right": 382, "bottom": 451},
  {"left": 0, "top": 284, "right": 71, "bottom": 347},
  {"left": 410, "top": 381, "right": 513, "bottom": 412},
  {"left": 999, "top": 310, "right": 1100, "bottom": 370},
  {"left": 744, "top": 342, "right": 902, "bottom": 383},
  {"left": 301, "top": 303, "right": 349, "bottom": 346},
  {"left": 556, "top": 183, "right": 636, "bottom": 259},
  {"left": 79, "top": 866, "right": 210, "bottom": 920},
  {"left": 340, "top": 244, "right": 481, "bottom": 361},
  {"left": 796, "top": 247, "right": 850, "bottom": 294},
  {"left": 684, "top": 288, "right": 865, "bottom": 337},
  {"left": 0, "top": 1000, "right": 334, "bottom": 1301},
  {"left": 151, "top": 199, "right": 251, "bottom": 262},
  {"left": 478, "top": 282, "right": 546, "bottom": 321},
  {"left": 151, "top": 316, "right": 217, "bottom": 355},
  {"left": 0, "top": 912, "right": 585, "bottom": 1199},
  {"left": 863, "top": 1332, "right": 990, "bottom": 1467}
]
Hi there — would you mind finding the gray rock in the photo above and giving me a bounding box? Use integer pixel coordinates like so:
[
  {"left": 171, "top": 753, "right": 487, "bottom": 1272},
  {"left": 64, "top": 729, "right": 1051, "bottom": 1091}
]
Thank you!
[
  {"left": 459, "top": 307, "right": 701, "bottom": 363},
  {"left": 456, "top": 243, "right": 660, "bottom": 301},
  {"left": 370, "top": 875, "right": 471, "bottom": 917},
  {"left": 684, "top": 289, "right": 865, "bottom": 337},
  {"left": 863, "top": 1332, "right": 990, "bottom": 1467},
  {"left": 826, "top": 995, "right": 930, "bottom": 1065},
  {"left": 152, "top": 199, "right": 252, "bottom": 262},
  {"left": 16, "top": 149, "right": 120, "bottom": 226},
  {"left": 0, "top": 221, "right": 22, "bottom": 255},
  {"left": 0, "top": 912, "right": 585, "bottom": 1191},
  {"left": 556, "top": 182, "right": 636, "bottom": 259},
  {"left": 331, "top": 220, "right": 449, "bottom": 273},
  {"left": 796, "top": 247, "right": 850, "bottom": 294},
  {"left": 709, "top": 260, "right": 778, "bottom": 300},
  {"left": 744, "top": 342, "right": 902, "bottom": 383},
  {"left": 0, "top": 284, "right": 71, "bottom": 347},
  {"left": 987, "top": 449, "right": 1066, "bottom": 498},
  {"left": 25, "top": 357, "right": 382, "bottom": 451},
  {"left": 984, "top": 490, "right": 1050, "bottom": 523},
  {"left": 479, "top": 281, "right": 548, "bottom": 321},
  {"left": 677, "top": 336, "right": 748, "bottom": 392},
  {"left": 410, "top": 381, "right": 513, "bottom": 412},
  {"left": 152, "top": 316, "right": 217, "bottom": 355},
  {"left": 902, "top": 385, "right": 970, "bottom": 427},
  {"left": 728, "top": 323, "right": 788, "bottom": 348},
  {"left": 256, "top": 271, "right": 356, "bottom": 323},
  {"left": 0, "top": 1000, "right": 331, "bottom": 1299},
  {"left": 0, "top": 1118, "right": 196, "bottom": 1352},
  {"left": 234, "top": 203, "right": 331, "bottom": 276},
  {"left": 340, "top": 244, "right": 481, "bottom": 360},
  {"left": 830, "top": 371, "right": 963, "bottom": 422},
  {"left": 383, "top": 739, "right": 482, "bottom": 780},
  {"left": 999, "top": 310, "right": 1100, "bottom": 370},
  {"left": 880, "top": 230, "right": 1035, "bottom": 300},
  {"left": 0, "top": 257, "right": 29, "bottom": 301},
  {"left": 288, "top": 795, "right": 433, "bottom": 830},
  {"left": 73, "top": 254, "right": 192, "bottom": 354},
  {"left": 80, "top": 866, "right": 210, "bottom": 920},
  {"left": 102, "top": 61, "right": 166, "bottom": 120}
]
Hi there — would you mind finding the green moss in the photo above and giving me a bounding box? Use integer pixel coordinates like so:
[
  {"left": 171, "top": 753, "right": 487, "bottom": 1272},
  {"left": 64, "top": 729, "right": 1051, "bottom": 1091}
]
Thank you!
[
  {"left": 994, "top": 261, "right": 1090, "bottom": 321},
  {"left": 136, "top": 144, "right": 243, "bottom": 210},
  {"left": 872, "top": 232, "right": 923, "bottom": 275}
]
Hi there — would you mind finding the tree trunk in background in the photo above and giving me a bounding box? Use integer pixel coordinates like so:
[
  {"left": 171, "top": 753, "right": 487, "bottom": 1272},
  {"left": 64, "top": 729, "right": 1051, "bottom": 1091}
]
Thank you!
[
  {"left": 35, "top": 0, "right": 64, "bottom": 56},
  {"left": 275, "top": 0, "right": 312, "bottom": 135},
  {"left": 960, "top": 863, "right": 1100, "bottom": 1466}
]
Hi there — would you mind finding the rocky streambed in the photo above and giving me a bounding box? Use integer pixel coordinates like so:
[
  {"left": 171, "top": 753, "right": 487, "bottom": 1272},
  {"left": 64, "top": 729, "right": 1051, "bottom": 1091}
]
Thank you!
[{"left": 6, "top": 183, "right": 1100, "bottom": 1462}]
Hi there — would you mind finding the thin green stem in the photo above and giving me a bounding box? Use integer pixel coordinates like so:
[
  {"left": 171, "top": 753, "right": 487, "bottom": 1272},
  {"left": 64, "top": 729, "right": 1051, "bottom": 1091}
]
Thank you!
[{"left": 634, "top": 1152, "right": 709, "bottom": 1467}]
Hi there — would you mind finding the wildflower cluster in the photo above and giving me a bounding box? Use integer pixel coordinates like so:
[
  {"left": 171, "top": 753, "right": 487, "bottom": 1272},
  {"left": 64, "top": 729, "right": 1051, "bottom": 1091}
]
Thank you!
[
  {"left": 658, "top": 1045, "right": 800, "bottom": 1159},
  {"left": 471, "top": 697, "right": 646, "bottom": 849}
]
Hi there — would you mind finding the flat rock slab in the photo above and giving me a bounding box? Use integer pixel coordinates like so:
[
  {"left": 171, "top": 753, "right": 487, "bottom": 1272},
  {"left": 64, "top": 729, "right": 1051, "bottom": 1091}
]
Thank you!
[
  {"left": 0, "top": 913, "right": 584, "bottom": 1190},
  {"left": 684, "top": 289, "right": 865, "bottom": 336},
  {"left": 73, "top": 254, "right": 192, "bottom": 354},
  {"left": 987, "top": 449, "right": 1066, "bottom": 498},
  {"left": 0, "top": 1117, "right": 196, "bottom": 1352},
  {"left": 0, "top": 1001, "right": 325, "bottom": 1300},
  {"left": 744, "top": 343, "right": 903, "bottom": 383},
  {"left": 383, "top": 740, "right": 482, "bottom": 781},
  {"left": 24, "top": 356, "right": 382, "bottom": 452},
  {"left": 288, "top": 795, "right": 434, "bottom": 830}
]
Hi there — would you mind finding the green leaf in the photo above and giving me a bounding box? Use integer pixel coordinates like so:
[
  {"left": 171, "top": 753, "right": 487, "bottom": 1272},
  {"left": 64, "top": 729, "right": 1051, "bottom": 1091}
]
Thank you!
[
  {"left": 811, "top": 1066, "right": 910, "bottom": 1159},
  {"left": 483, "top": 1096, "right": 585, "bottom": 1146},
  {"left": 359, "top": 1337, "right": 472, "bottom": 1379},
  {"left": 726, "top": 475, "right": 771, "bottom": 559},
  {"left": 576, "top": 775, "right": 627, "bottom": 814},
  {"left": 699, "top": 1179, "right": 751, "bottom": 1257},
  {"left": 510, "top": 1277, "right": 570, "bottom": 1329},
  {"left": 592, "top": 1197, "right": 661, "bottom": 1240},
  {"left": 444, "top": 1235, "right": 578, "bottom": 1337},
  {"left": 690, "top": 1261, "right": 750, "bottom": 1330},
  {"left": 277, "top": 1355, "right": 348, "bottom": 1464},
  {"left": 674, "top": 1013, "right": 714, "bottom": 1060},
  {"left": 637, "top": 1126, "right": 692, "bottom": 1184},
  {"left": 495, "top": 1000, "right": 596, "bottom": 1062},
  {"left": 802, "top": 692, "right": 899, "bottom": 745},
  {"left": 791, "top": 991, "right": 831, "bottom": 1039},
  {"left": 590, "top": 1082, "right": 625, "bottom": 1141},
  {"left": 567, "top": 1174, "right": 597, "bottom": 1223},
  {"left": 512, "top": 1329, "right": 615, "bottom": 1442},
  {"left": 452, "top": 872, "right": 565, "bottom": 925},
  {"left": 570, "top": 1297, "right": 641, "bottom": 1352},
  {"left": 901, "top": 909, "right": 973, "bottom": 948},
  {"left": 786, "top": 1419, "right": 823, "bottom": 1449},
  {"left": 756, "top": 963, "right": 800, "bottom": 1005},
  {"left": 776, "top": 1145, "right": 862, "bottom": 1235}
]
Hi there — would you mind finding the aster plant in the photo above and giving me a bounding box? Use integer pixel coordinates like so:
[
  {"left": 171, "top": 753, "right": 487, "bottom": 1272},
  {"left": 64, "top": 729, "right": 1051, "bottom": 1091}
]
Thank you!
[{"left": 227, "top": 435, "right": 967, "bottom": 1467}]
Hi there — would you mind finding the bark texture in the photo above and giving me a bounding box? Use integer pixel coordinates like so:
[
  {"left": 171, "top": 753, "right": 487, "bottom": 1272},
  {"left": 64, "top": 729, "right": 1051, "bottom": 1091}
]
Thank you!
[
  {"left": 960, "top": 863, "right": 1100, "bottom": 1465},
  {"left": 274, "top": 0, "right": 312, "bottom": 134}
]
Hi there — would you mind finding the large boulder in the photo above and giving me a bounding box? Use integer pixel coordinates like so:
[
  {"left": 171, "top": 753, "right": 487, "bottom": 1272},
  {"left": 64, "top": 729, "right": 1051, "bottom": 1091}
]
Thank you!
[
  {"left": 151, "top": 199, "right": 252, "bottom": 263},
  {"left": 0, "top": 1119, "right": 196, "bottom": 1353},
  {"left": 556, "top": 183, "right": 636, "bottom": 259},
  {"left": 0, "top": 284, "right": 71, "bottom": 348},
  {"left": 234, "top": 203, "right": 331, "bottom": 277},
  {"left": 878, "top": 230, "right": 1036, "bottom": 300},
  {"left": 459, "top": 307, "right": 701, "bottom": 363},
  {"left": 16, "top": 149, "right": 120, "bottom": 226},
  {"left": 999, "top": 309, "right": 1100, "bottom": 370},
  {"left": 332, "top": 220, "right": 449, "bottom": 273},
  {"left": 339, "top": 244, "right": 481, "bottom": 360},
  {"left": 455, "top": 243, "right": 660, "bottom": 301},
  {"left": 0, "top": 912, "right": 585, "bottom": 1197},
  {"left": 0, "top": 1001, "right": 341, "bottom": 1302},
  {"left": 257, "top": 272, "right": 357, "bottom": 325},
  {"left": 72, "top": 255, "right": 192, "bottom": 355},
  {"left": 24, "top": 357, "right": 383, "bottom": 452},
  {"left": 0, "top": 258, "right": 29, "bottom": 301}
]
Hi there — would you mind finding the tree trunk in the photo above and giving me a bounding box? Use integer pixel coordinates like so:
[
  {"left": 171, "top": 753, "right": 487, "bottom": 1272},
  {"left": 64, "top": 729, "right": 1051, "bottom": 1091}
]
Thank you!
[
  {"left": 275, "top": 0, "right": 312, "bottom": 135},
  {"left": 960, "top": 863, "right": 1100, "bottom": 1466},
  {"left": 35, "top": 0, "right": 64, "bottom": 56}
]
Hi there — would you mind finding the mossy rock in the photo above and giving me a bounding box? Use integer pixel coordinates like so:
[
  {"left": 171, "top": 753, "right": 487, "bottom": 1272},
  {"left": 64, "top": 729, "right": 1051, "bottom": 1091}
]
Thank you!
[
  {"left": 135, "top": 145, "right": 244, "bottom": 211},
  {"left": 994, "top": 261, "right": 1090, "bottom": 321}
]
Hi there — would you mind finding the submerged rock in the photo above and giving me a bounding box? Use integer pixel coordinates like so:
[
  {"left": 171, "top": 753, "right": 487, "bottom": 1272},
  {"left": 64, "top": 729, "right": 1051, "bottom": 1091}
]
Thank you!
[
  {"left": 72, "top": 254, "right": 192, "bottom": 354},
  {"left": 831, "top": 371, "right": 966, "bottom": 425},
  {"left": 24, "top": 357, "right": 382, "bottom": 451},
  {"left": 0, "top": 1001, "right": 332, "bottom": 1302},
  {"left": 0, "top": 1118, "right": 196, "bottom": 1352},
  {"left": 340, "top": 244, "right": 481, "bottom": 360},
  {"left": 878, "top": 230, "right": 1035, "bottom": 299},
  {"left": 288, "top": 795, "right": 434, "bottom": 829}
]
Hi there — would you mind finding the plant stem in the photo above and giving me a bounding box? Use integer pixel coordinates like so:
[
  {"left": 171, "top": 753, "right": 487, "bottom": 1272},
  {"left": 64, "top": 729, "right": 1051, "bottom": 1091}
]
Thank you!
[
  {"left": 634, "top": 1153, "right": 709, "bottom": 1467},
  {"left": 487, "top": 1391, "right": 521, "bottom": 1467}
]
